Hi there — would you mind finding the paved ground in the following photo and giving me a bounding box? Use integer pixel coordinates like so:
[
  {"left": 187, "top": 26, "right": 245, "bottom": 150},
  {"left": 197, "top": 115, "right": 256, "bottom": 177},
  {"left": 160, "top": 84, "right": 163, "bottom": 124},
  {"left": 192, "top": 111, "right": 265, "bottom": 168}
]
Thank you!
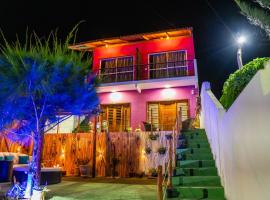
[{"left": 46, "top": 177, "right": 157, "bottom": 200}]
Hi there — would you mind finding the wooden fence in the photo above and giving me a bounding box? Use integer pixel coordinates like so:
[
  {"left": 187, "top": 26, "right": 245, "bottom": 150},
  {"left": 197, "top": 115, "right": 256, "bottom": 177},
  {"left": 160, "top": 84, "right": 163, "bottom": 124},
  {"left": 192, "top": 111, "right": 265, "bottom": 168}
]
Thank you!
[{"left": 0, "top": 131, "right": 174, "bottom": 177}]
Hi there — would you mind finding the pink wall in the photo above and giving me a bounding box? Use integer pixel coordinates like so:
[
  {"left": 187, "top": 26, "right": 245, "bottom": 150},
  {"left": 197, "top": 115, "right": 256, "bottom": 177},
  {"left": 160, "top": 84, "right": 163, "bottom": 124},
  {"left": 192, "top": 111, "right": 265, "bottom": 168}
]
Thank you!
[
  {"left": 93, "top": 35, "right": 195, "bottom": 79},
  {"left": 98, "top": 86, "right": 197, "bottom": 129}
]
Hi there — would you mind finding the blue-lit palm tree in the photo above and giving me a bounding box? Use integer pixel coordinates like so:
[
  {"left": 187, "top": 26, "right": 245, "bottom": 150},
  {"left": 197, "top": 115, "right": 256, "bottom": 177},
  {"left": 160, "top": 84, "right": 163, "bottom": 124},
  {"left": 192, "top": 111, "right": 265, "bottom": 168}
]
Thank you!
[{"left": 0, "top": 27, "right": 99, "bottom": 198}]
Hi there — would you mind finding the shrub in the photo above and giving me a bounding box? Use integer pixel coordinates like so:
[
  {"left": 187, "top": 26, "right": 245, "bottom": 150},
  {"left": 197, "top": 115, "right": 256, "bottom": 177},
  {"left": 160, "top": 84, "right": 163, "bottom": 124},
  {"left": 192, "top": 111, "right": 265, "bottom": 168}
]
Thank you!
[{"left": 220, "top": 58, "right": 270, "bottom": 110}]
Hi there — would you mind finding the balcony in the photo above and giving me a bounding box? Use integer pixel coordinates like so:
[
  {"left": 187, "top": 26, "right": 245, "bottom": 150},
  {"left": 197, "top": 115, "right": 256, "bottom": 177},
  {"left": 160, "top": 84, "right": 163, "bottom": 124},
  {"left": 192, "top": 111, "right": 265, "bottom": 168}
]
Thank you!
[{"left": 98, "top": 60, "right": 196, "bottom": 84}]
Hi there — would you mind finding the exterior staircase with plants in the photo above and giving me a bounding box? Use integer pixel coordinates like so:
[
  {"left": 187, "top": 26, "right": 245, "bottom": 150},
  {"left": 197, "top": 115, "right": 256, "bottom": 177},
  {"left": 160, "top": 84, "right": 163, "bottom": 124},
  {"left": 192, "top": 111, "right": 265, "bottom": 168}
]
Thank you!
[{"left": 168, "top": 129, "right": 226, "bottom": 199}]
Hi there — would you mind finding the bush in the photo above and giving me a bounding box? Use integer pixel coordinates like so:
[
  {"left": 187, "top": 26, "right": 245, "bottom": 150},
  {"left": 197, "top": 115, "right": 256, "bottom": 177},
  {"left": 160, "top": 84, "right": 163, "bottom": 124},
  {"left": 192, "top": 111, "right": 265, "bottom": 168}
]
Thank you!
[{"left": 220, "top": 58, "right": 270, "bottom": 110}]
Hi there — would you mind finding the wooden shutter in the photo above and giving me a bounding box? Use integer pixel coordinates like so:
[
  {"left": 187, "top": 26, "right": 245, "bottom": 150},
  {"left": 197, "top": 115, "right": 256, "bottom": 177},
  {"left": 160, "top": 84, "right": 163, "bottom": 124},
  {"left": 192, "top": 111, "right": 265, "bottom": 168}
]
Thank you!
[
  {"left": 177, "top": 101, "right": 189, "bottom": 121},
  {"left": 147, "top": 103, "right": 159, "bottom": 129},
  {"left": 101, "top": 104, "right": 130, "bottom": 132}
]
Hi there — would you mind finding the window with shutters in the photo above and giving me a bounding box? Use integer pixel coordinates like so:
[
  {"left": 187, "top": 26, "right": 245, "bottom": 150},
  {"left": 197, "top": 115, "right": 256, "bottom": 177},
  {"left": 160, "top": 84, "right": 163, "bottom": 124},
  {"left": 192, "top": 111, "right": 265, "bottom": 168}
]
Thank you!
[
  {"left": 147, "top": 100, "right": 189, "bottom": 131},
  {"left": 101, "top": 104, "right": 131, "bottom": 132}
]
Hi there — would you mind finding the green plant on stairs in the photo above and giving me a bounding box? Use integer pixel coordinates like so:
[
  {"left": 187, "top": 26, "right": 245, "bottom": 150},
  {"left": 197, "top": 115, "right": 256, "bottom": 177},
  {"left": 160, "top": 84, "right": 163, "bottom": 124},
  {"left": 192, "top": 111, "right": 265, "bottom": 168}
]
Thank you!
[{"left": 167, "top": 129, "right": 226, "bottom": 200}]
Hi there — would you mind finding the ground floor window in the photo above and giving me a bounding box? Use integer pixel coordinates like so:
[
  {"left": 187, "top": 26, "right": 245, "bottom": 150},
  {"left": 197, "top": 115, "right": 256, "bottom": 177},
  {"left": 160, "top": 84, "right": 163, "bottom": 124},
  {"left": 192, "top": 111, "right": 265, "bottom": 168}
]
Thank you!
[
  {"left": 101, "top": 103, "right": 131, "bottom": 132},
  {"left": 147, "top": 100, "right": 189, "bottom": 131}
]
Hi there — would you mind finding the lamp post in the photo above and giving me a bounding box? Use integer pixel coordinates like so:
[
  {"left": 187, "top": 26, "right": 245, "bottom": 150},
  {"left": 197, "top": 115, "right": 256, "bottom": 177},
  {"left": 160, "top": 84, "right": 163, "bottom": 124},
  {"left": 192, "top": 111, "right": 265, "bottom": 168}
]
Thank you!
[{"left": 236, "top": 35, "right": 246, "bottom": 69}]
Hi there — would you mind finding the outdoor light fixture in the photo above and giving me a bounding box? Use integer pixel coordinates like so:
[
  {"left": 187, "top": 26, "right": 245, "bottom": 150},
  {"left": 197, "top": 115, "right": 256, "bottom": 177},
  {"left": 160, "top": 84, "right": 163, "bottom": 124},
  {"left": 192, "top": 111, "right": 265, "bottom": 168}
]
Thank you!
[
  {"left": 110, "top": 92, "right": 122, "bottom": 102},
  {"left": 236, "top": 34, "right": 246, "bottom": 69},
  {"left": 162, "top": 88, "right": 176, "bottom": 99},
  {"left": 237, "top": 35, "right": 246, "bottom": 45}
]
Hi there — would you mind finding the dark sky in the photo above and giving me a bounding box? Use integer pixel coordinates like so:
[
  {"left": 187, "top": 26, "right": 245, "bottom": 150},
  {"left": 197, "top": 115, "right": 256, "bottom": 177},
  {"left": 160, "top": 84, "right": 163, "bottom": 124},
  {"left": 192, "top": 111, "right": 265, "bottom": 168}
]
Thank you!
[{"left": 0, "top": 0, "right": 269, "bottom": 97}]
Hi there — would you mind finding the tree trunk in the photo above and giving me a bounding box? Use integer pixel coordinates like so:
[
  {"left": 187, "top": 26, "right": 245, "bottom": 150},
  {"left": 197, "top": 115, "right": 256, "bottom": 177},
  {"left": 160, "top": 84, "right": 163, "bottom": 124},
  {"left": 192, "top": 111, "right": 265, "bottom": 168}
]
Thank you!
[{"left": 24, "top": 131, "right": 44, "bottom": 198}]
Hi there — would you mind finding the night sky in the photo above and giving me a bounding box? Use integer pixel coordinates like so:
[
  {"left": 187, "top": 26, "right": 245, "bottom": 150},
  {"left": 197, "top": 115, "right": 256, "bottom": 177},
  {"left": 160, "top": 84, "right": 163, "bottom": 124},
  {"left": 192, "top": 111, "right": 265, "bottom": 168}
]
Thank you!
[{"left": 1, "top": 0, "right": 269, "bottom": 97}]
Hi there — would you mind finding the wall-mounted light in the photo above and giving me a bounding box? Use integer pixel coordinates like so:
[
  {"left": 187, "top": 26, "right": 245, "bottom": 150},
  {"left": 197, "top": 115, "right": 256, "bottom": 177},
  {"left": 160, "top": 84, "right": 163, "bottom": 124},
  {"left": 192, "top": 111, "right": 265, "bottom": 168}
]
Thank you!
[
  {"left": 17, "top": 147, "right": 21, "bottom": 153},
  {"left": 162, "top": 88, "right": 176, "bottom": 99},
  {"left": 141, "top": 149, "right": 146, "bottom": 159},
  {"left": 110, "top": 92, "right": 122, "bottom": 102}
]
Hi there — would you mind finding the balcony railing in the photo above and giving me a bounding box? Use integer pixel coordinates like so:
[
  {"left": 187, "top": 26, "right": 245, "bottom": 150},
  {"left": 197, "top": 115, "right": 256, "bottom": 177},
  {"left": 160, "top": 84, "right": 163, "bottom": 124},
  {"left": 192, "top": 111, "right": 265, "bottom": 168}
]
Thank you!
[
  {"left": 99, "top": 65, "right": 134, "bottom": 84},
  {"left": 98, "top": 60, "right": 195, "bottom": 84}
]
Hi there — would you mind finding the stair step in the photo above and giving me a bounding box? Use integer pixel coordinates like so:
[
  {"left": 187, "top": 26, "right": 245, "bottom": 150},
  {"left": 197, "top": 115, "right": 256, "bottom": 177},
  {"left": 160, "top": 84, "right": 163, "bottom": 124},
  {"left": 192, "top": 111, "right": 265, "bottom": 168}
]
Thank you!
[
  {"left": 177, "top": 148, "right": 212, "bottom": 154},
  {"left": 178, "top": 153, "right": 213, "bottom": 161},
  {"left": 184, "top": 143, "right": 210, "bottom": 148},
  {"left": 177, "top": 186, "right": 225, "bottom": 199},
  {"left": 174, "top": 167, "right": 218, "bottom": 176},
  {"left": 178, "top": 160, "right": 216, "bottom": 168},
  {"left": 173, "top": 176, "right": 221, "bottom": 186}
]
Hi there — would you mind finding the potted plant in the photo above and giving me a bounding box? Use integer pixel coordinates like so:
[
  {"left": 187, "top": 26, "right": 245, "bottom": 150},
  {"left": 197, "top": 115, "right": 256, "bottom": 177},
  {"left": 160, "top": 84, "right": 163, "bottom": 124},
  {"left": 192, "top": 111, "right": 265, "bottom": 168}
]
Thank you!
[
  {"left": 148, "top": 168, "right": 158, "bottom": 178},
  {"left": 77, "top": 158, "right": 90, "bottom": 177},
  {"left": 145, "top": 147, "right": 152, "bottom": 154},
  {"left": 157, "top": 147, "right": 167, "bottom": 155},
  {"left": 149, "top": 133, "right": 159, "bottom": 140}
]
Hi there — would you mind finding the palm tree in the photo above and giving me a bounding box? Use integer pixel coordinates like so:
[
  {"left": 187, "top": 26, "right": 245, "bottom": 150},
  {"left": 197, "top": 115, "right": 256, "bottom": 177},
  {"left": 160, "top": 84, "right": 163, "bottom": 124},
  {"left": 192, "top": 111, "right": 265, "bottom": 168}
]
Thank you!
[
  {"left": 234, "top": 0, "right": 270, "bottom": 37},
  {"left": 0, "top": 27, "right": 99, "bottom": 199}
]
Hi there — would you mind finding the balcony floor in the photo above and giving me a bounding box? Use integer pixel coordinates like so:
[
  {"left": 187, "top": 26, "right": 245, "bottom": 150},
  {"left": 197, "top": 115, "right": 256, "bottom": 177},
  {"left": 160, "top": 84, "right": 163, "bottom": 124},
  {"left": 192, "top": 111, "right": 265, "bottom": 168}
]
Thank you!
[{"left": 97, "top": 76, "right": 198, "bottom": 93}]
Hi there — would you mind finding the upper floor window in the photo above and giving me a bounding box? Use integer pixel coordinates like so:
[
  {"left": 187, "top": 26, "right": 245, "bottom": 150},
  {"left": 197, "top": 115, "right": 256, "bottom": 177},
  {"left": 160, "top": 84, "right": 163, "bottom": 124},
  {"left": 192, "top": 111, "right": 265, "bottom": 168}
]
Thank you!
[
  {"left": 101, "top": 56, "right": 133, "bottom": 70},
  {"left": 99, "top": 56, "right": 134, "bottom": 83},
  {"left": 149, "top": 50, "right": 186, "bottom": 67},
  {"left": 149, "top": 50, "right": 187, "bottom": 79}
]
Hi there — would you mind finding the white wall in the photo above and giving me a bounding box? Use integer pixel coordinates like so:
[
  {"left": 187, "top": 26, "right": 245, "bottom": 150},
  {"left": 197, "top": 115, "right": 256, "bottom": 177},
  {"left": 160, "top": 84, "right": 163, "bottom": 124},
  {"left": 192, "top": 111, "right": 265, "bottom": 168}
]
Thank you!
[
  {"left": 201, "top": 61, "right": 270, "bottom": 200},
  {"left": 46, "top": 115, "right": 85, "bottom": 134}
]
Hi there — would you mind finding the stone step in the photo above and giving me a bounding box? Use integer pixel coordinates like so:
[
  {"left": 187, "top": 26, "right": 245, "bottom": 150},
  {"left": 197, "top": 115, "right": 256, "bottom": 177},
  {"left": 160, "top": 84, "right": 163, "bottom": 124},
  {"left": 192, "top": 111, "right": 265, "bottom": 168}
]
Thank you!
[
  {"left": 178, "top": 160, "right": 216, "bottom": 168},
  {"left": 177, "top": 148, "right": 212, "bottom": 155},
  {"left": 179, "top": 142, "right": 210, "bottom": 149},
  {"left": 178, "top": 152, "right": 213, "bottom": 161},
  {"left": 172, "top": 176, "right": 221, "bottom": 187},
  {"left": 176, "top": 186, "right": 225, "bottom": 199},
  {"left": 174, "top": 167, "right": 218, "bottom": 176}
]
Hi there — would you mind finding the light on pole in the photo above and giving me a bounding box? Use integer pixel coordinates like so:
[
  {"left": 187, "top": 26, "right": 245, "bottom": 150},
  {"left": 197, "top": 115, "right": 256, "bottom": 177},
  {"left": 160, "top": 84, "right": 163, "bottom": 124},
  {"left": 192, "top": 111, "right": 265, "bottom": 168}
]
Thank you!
[{"left": 236, "top": 35, "right": 246, "bottom": 69}]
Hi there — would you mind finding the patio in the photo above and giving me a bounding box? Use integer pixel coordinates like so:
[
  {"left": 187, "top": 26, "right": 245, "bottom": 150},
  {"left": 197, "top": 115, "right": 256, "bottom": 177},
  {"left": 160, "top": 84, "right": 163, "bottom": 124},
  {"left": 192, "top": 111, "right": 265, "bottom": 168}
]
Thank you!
[{"left": 46, "top": 177, "right": 156, "bottom": 200}]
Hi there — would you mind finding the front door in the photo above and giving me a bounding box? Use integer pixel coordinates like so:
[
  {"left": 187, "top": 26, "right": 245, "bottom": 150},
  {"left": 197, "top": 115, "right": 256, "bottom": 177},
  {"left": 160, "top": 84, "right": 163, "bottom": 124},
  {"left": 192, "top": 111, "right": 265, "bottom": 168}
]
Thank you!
[
  {"left": 159, "top": 102, "right": 176, "bottom": 131},
  {"left": 147, "top": 100, "right": 189, "bottom": 131}
]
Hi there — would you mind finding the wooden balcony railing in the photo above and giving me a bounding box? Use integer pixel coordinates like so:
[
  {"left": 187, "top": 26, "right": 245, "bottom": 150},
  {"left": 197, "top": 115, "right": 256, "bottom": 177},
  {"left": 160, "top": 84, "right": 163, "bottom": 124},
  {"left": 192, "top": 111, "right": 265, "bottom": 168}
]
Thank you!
[{"left": 98, "top": 60, "right": 194, "bottom": 84}]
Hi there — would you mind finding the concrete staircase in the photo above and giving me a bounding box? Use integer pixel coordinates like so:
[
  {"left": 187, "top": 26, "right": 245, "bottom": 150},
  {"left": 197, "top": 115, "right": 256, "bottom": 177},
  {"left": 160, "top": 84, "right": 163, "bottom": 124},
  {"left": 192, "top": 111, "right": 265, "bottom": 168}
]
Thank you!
[{"left": 168, "top": 129, "right": 226, "bottom": 199}]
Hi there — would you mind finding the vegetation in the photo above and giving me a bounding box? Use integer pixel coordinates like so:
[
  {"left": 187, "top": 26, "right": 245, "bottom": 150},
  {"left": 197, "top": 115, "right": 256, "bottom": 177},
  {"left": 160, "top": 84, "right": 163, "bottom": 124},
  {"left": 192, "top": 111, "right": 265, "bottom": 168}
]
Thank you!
[
  {"left": 0, "top": 26, "right": 99, "bottom": 198},
  {"left": 220, "top": 58, "right": 270, "bottom": 109},
  {"left": 234, "top": 0, "right": 270, "bottom": 37}
]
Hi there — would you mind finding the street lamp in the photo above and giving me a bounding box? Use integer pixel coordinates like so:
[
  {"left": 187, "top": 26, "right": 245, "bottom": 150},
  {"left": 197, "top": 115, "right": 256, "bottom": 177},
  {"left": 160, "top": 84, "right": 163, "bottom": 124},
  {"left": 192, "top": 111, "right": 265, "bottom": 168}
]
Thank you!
[{"left": 236, "top": 35, "right": 246, "bottom": 69}]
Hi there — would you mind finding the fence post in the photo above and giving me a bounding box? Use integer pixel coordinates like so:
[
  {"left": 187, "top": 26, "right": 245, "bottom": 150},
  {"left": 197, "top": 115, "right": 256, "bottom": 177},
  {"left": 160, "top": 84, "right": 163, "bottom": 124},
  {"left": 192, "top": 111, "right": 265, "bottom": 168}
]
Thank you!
[
  {"left": 168, "top": 138, "right": 173, "bottom": 189},
  {"left": 157, "top": 165, "right": 163, "bottom": 200},
  {"left": 92, "top": 116, "right": 97, "bottom": 178}
]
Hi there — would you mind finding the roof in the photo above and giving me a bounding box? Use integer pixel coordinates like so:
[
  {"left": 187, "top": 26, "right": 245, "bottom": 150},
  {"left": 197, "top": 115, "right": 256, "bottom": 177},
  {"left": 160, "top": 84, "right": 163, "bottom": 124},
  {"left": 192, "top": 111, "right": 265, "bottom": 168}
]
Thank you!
[{"left": 69, "top": 27, "right": 193, "bottom": 51}]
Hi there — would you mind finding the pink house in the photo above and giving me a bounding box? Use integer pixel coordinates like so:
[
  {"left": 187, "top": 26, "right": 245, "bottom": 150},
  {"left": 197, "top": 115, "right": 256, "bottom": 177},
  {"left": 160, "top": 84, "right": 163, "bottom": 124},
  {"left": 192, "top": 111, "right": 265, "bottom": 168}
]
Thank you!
[{"left": 70, "top": 28, "right": 198, "bottom": 131}]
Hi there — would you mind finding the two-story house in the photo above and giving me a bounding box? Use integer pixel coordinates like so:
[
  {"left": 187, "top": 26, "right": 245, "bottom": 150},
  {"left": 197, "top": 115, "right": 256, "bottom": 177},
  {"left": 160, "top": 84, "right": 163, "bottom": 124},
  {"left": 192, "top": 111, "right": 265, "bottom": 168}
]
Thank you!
[{"left": 69, "top": 27, "right": 198, "bottom": 132}]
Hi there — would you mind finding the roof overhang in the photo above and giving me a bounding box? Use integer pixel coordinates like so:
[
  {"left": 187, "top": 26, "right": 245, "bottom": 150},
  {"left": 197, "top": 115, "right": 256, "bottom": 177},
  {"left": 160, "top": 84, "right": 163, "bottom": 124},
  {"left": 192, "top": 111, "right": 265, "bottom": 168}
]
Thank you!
[{"left": 69, "top": 27, "right": 193, "bottom": 51}]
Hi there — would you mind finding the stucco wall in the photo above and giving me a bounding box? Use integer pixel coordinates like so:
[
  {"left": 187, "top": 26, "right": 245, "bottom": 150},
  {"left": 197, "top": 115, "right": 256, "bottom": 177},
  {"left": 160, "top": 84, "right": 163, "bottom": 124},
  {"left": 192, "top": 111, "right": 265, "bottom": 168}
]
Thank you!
[
  {"left": 93, "top": 35, "right": 195, "bottom": 79},
  {"left": 99, "top": 86, "right": 197, "bottom": 129},
  {"left": 200, "top": 61, "right": 270, "bottom": 200}
]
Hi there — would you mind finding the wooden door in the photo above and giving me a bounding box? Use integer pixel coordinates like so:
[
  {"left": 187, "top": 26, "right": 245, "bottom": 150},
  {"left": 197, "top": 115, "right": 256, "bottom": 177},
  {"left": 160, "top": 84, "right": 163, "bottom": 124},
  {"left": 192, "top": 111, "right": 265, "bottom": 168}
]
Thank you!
[
  {"left": 147, "top": 100, "right": 189, "bottom": 131},
  {"left": 101, "top": 104, "right": 130, "bottom": 132},
  {"left": 159, "top": 102, "right": 177, "bottom": 131}
]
